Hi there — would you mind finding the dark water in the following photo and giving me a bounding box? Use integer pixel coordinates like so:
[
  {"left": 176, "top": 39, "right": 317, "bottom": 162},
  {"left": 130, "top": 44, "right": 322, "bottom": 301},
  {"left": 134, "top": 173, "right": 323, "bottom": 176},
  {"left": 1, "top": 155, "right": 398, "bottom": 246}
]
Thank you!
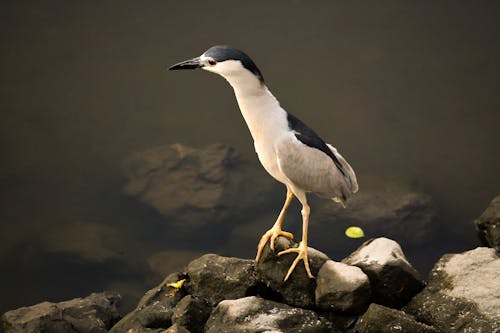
[{"left": 1, "top": 1, "right": 499, "bottom": 315}]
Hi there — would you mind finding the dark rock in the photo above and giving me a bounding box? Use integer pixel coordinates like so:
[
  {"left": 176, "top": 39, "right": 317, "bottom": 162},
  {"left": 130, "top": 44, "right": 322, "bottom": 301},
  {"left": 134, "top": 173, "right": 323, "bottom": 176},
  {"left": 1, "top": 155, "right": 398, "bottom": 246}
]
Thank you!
[
  {"left": 122, "top": 143, "right": 274, "bottom": 233},
  {"left": 404, "top": 247, "right": 500, "bottom": 332},
  {"left": 165, "top": 323, "right": 191, "bottom": 333},
  {"left": 41, "top": 222, "right": 125, "bottom": 263},
  {"left": 356, "top": 303, "right": 438, "bottom": 333},
  {"left": 255, "top": 236, "right": 329, "bottom": 308},
  {"left": 1, "top": 291, "right": 120, "bottom": 333},
  {"left": 474, "top": 195, "right": 500, "bottom": 252},
  {"left": 315, "top": 260, "right": 371, "bottom": 313},
  {"left": 147, "top": 250, "right": 202, "bottom": 282},
  {"left": 109, "top": 273, "right": 187, "bottom": 333},
  {"left": 343, "top": 237, "right": 424, "bottom": 308},
  {"left": 185, "top": 254, "right": 257, "bottom": 305},
  {"left": 171, "top": 295, "right": 211, "bottom": 333},
  {"left": 205, "top": 296, "right": 336, "bottom": 333}
]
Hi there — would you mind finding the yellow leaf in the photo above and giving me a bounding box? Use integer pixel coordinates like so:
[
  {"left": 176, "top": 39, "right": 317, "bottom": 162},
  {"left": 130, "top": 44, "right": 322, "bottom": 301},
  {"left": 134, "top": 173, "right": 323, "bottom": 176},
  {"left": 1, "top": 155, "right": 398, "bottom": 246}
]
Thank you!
[
  {"left": 166, "top": 279, "right": 186, "bottom": 289},
  {"left": 345, "top": 226, "right": 365, "bottom": 238}
]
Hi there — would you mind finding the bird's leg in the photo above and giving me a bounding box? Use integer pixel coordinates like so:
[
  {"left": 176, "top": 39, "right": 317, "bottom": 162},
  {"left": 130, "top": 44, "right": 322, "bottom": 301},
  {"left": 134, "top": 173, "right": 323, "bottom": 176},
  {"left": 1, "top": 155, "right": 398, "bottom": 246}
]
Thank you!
[
  {"left": 278, "top": 195, "right": 314, "bottom": 281},
  {"left": 255, "top": 188, "right": 295, "bottom": 262}
]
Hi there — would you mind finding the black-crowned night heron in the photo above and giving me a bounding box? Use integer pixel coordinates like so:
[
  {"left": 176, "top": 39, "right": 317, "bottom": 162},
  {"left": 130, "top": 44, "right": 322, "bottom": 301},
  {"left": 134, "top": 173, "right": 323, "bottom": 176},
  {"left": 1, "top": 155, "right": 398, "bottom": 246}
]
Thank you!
[{"left": 169, "top": 45, "right": 358, "bottom": 281}]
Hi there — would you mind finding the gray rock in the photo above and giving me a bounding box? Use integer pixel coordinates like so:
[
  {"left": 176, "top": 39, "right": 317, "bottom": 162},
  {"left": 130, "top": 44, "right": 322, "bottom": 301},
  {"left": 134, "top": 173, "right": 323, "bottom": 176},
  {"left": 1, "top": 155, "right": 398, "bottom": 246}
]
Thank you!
[
  {"left": 475, "top": 195, "right": 500, "bottom": 252},
  {"left": 1, "top": 291, "right": 120, "bottom": 333},
  {"left": 171, "top": 295, "right": 211, "bottom": 333},
  {"left": 404, "top": 247, "right": 500, "bottom": 332},
  {"left": 315, "top": 260, "right": 371, "bottom": 313},
  {"left": 356, "top": 303, "right": 438, "bottom": 333},
  {"left": 205, "top": 296, "right": 336, "bottom": 333},
  {"left": 122, "top": 143, "right": 274, "bottom": 233},
  {"left": 109, "top": 273, "right": 187, "bottom": 333},
  {"left": 343, "top": 237, "right": 424, "bottom": 308},
  {"left": 185, "top": 254, "right": 257, "bottom": 305},
  {"left": 255, "top": 236, "right": 329, "bottom": 308}
]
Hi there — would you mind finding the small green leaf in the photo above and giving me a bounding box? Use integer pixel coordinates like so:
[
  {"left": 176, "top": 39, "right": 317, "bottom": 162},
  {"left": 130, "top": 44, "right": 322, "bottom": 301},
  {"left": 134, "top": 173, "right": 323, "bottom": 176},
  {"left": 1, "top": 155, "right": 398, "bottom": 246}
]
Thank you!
[{"left": 345, "top": 226, "right": 365, "bottom": 238}]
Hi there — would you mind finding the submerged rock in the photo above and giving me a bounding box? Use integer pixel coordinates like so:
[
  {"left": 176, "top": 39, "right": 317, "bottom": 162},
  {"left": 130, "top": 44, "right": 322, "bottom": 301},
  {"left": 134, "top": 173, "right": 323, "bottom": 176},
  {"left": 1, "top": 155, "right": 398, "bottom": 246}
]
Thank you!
[
  {"left": 255, "top": 236, "right": 329, "bottom": 308},
  {"left": 356, "top": 303, "right": 438, "bottom": 333},
  {"left": 404, "top": 247, "right": 500, "bottom": 332},
  {"left": 122, "top": 143, "right": 274, "bottom": 233},
  {"left": 205, "top": 296, "right": 335, "bottom": 333},
  {"left": 343, "top": 237, "right": 424, "bottom": 308},
  {"left": 315, "top": 260, "right": 371, "bottom": 313},
  {"left": 1, "top": 292, "right": 120, "bottom": 333},
  {"left": 474, "top": 195, "right": 500, "bottom": 252}
]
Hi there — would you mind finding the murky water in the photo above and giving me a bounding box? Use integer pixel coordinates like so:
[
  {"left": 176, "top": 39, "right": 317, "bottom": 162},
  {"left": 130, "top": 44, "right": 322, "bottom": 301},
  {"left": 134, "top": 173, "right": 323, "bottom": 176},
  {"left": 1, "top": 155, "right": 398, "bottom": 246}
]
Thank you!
[{"left": 1, "top": 1, "right": 499, "bottom": 315}]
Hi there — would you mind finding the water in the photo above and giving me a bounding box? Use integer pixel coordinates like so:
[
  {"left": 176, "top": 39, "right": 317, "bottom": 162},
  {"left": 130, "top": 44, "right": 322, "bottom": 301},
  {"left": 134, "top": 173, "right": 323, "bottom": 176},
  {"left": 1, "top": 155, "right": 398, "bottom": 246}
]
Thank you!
[{"left": 1, "top": 1, "right": 499, "bottom": 315}]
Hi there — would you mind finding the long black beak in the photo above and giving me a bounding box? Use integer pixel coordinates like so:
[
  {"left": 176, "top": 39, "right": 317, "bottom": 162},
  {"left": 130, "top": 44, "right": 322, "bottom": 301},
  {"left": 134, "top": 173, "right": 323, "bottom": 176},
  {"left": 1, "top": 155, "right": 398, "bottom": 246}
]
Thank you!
[{"left": 169, "top": 57, "right": 202, "bottom": 70}]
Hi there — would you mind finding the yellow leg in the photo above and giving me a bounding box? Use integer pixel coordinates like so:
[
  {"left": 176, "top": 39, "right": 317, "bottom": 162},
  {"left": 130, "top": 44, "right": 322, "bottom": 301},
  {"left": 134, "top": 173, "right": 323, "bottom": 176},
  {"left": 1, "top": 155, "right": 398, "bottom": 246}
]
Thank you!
[
  {"left": 278, "top": 192, "right": 314, "bottom": 281},
  {"left": 255, "top": 188, "right": 295, "bottom": 262}
]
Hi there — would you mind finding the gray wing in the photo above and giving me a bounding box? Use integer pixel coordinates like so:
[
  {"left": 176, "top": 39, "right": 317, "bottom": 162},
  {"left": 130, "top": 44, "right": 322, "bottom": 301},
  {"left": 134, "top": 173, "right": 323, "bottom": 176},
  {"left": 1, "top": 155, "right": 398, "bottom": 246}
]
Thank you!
[
  {"left": 275, "top": 134, "right": 355, "bottom": 202},
  {"left": 326, "top": 143, "right": 358, "bottom": 194}
]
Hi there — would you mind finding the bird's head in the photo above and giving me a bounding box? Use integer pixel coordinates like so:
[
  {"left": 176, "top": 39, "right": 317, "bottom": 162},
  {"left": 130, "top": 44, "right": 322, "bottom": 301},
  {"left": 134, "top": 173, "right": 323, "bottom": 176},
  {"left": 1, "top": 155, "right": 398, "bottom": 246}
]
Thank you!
[{"left": 169, "top": 45, "right": 265, "bottom": 87}]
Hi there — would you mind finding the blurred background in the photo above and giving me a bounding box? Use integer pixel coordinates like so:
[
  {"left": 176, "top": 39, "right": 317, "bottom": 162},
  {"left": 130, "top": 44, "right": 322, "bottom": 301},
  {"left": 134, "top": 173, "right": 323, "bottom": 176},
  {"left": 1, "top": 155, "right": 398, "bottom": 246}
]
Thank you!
[{"left": 1, "top": 0, "right": 499, "bottom": 315}]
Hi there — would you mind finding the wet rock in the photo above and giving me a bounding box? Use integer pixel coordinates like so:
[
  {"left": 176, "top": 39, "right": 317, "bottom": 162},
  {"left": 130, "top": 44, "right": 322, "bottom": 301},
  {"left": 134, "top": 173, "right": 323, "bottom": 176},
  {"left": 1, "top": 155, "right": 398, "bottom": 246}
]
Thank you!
[
  {"left": 1, "top": 291, "right": 120, "bottom": 333},
  {"left": 122, "top": 143, "right": 274, "bottom": 233},
  {"left": 404, "top": 247, "right": 500, "bottom": 332},
  {"left": 343, "top": 237, "right": 424, "bottom": 308},
  {"left": 315, "top": 260, "right": 371, "bottom": 313},
  {"left": 205, "top": 296, "right": 336, "bottom": 333},
  {"left": 185, "top": 254, "right": 257, "bottom": 305},
  {"left": 171, "top": 295, "right": 211, "bottom": 333},
  {"left": 474, "top": 195, "right": 500, "bottom": 252},
  {"left": 356, "top": 303, "right": 438, "bottom": 333},
  {"left": 255, "top": 236, "right": 329, "bottom": 308},
  {"left": 109, "top": 273, "right": 187, "bottom": 333}
]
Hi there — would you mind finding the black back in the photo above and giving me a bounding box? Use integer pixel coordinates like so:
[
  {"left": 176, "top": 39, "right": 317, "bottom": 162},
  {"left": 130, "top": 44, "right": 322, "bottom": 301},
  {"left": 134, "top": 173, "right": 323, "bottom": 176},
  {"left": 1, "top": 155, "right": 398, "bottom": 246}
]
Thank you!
[
  {"left": 204, "top": 45, "right": 264, "bottom": 83},
  {"left": 287, "top": 113, "right": 346, "bottom": 177}
]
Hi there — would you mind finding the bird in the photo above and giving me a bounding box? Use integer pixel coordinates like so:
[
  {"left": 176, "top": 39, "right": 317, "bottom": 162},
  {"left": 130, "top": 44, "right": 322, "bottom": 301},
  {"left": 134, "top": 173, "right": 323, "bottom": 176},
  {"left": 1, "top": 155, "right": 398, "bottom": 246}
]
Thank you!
[{"left": 169, "top": 45, "right": 358, "bottom": 281}]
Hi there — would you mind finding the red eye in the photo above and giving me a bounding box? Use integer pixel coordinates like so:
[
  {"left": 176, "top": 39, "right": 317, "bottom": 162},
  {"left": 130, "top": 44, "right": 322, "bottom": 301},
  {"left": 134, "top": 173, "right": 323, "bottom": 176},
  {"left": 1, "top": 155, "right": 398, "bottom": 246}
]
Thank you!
[{"left": 208, "top": 59, "right": 217, "bottom": 66}]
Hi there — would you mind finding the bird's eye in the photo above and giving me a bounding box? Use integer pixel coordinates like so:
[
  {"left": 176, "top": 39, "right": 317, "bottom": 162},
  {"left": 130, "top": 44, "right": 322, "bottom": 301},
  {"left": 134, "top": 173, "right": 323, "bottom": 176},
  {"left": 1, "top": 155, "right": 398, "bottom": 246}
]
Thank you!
[{"left": 208, "top": 59, "right": 217, "bottom": 66}]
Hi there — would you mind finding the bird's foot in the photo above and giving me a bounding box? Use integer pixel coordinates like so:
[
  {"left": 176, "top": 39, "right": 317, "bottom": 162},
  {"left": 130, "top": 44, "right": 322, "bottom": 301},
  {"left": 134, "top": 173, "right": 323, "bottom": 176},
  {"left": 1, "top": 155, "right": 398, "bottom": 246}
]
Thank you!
[
  {"left": 255, "top": 227, "right": 294, "bottom": 262},
  {"left": 278, "top": 241, "right": 314, "bottom": 281}
]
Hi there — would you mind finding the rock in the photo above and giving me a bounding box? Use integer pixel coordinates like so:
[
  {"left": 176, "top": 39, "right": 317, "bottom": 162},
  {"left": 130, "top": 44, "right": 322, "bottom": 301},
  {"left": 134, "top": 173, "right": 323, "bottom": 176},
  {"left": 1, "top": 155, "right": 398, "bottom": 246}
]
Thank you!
[
  {"left": 474, "top": 195, "right": 500, "bottom": 252},
  {"left": 255, "top": 236, "right": 329, "bottom": 308},
  {"left": 40, "top": 221, "right": 125, "bottom": 263},
  {"left": 343, "top": 237, "right": 424, "bottom": 308},
  {"left": 205, "top": 296, "right": 336, "bottom": 333},
  {"left": 1, "top": 291, "right": 120, "bottom": 333},
  {"left": 165, "top": 323, "right": 191, "bottom": 333},
  {"left": 404, "top": 247, "right": 500, "bottom": 332},
  {"left": 185, "top": 254, "right": 257, "bottom": 305},
  {"left": 356, "top": 303, "right": 438, "bottom": 333},
  {"left": 109, "top": 273, "right": 187, "bottom": 333},
  {"left": 313, "top": 182, "right": 435, "bottom": 250},
  {"left": 122, "top": 143, "right": 274, "bottom": 233},
  {"left": 171, "top": 295, "right": 211, "bottom": 333},
  {"left": 147, "top": 250, "right": 202, "bottom": 282},
  {"left": 315, "top": 260, "right": 371, "bottom": 313}
]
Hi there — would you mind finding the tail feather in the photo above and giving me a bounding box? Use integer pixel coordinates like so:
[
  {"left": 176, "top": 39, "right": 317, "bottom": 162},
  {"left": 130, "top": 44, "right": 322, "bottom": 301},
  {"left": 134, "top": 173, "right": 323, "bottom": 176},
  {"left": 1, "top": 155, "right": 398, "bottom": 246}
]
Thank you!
[{"left": 326, "top": 144, "right": 359, "bottom": 194}]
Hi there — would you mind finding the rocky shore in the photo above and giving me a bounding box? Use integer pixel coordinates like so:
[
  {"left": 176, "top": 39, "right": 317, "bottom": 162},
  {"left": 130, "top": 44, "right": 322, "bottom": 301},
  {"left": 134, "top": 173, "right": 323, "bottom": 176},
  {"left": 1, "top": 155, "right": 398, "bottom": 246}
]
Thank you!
[
  {"left": 2, "top": 141, "right": 499, "bottom": 333},
  {"left": 2, "top": 234, "right": 499, "bottom": 333}
]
